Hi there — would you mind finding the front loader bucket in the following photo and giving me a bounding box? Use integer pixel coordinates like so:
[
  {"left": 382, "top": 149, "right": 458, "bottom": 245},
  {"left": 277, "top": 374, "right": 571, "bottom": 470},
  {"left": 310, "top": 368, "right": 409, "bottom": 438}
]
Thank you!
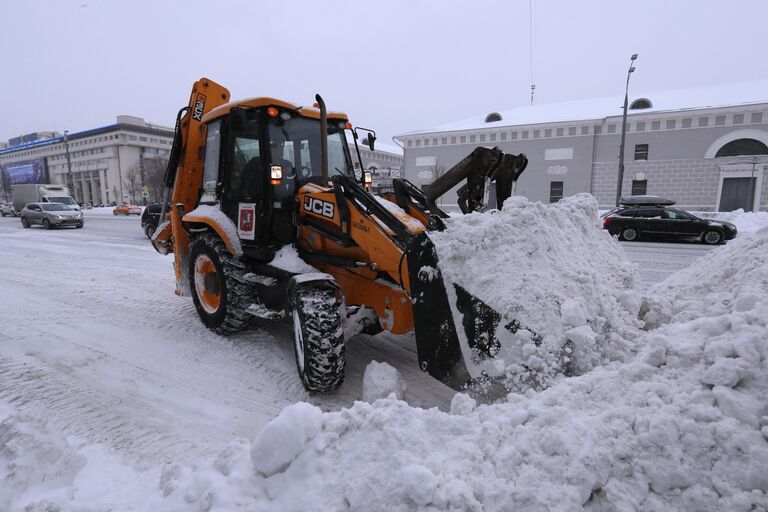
[{"left": 406, "top": 233, "right": 527, "bottom": 391}]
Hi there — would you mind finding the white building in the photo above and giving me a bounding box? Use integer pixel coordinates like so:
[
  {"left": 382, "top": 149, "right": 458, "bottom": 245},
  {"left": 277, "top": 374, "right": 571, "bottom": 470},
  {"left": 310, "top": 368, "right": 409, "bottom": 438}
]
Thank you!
[{"left": 0, "top": 116, "right": 174, "bottom": 205}]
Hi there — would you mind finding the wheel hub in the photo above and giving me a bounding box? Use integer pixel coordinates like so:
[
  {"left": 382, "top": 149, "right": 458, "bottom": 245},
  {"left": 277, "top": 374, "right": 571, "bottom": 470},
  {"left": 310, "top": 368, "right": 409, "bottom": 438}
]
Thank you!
[{"left": 194, "top": 254, "right": 221, "bottom": 314}]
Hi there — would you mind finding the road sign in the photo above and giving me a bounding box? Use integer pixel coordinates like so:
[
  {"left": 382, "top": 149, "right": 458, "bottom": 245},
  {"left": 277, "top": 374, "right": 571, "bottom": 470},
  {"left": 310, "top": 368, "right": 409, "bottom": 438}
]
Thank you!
[{"left": 141, "top": 191, "right": 149, "bottom": 198}]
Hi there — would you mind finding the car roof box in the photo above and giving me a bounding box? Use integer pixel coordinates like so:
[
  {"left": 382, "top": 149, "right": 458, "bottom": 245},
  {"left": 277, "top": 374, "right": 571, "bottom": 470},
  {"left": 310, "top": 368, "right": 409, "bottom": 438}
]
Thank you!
[{"left": 619, "top": 195, "right": 676, "bottom": 206}]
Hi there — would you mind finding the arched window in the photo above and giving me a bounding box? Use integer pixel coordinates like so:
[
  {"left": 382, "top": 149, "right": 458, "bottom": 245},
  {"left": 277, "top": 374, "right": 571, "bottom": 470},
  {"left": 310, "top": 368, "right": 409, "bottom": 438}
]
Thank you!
[
  {"left": 485, "top": 112, "right": 503, "bottom": 123},
  {"left": 630, "top": 98, "right": 652, "bottom": 110},
  {"left": 715, "top": 138, "right": 768, "bottom": 157}
]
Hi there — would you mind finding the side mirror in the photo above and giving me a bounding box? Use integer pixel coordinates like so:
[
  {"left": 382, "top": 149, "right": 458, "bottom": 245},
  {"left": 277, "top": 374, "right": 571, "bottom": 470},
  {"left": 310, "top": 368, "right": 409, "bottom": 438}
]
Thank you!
[{"left": 366, "top": 133, "right": 376, "bottom": 152}]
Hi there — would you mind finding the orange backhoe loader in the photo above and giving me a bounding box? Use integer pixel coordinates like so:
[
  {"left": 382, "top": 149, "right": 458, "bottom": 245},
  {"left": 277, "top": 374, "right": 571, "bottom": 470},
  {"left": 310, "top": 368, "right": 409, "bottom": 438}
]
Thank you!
[{"left": 152, "top": 78, "right": 528, "bottom": 392}]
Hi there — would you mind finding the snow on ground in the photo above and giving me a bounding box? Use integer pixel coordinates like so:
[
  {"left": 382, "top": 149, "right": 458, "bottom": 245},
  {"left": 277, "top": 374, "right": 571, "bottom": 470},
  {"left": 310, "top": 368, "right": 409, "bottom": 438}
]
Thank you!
[
  {"left": 2, "top": 203, "right": 767, "bottom": 511},
  {"left": 430, "top": 194, "right": 642, "bottom": 390},
  {"left": 151, "top": 222, "right": 768, "bottom": 512}
]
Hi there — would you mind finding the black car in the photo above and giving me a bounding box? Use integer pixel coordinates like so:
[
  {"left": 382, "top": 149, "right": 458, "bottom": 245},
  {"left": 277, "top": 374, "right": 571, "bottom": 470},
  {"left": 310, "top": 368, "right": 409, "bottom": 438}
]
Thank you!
[
  {"left": 603, "top": 196, "right": 737, "bottom": 245},
  {"left": 141, "top": 203, "right": 164, "bottom": 239}
]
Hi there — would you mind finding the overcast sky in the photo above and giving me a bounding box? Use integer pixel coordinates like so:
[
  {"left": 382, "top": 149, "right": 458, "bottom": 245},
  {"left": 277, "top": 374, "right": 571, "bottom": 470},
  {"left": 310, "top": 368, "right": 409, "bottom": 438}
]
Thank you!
[{"left": 2, "top": 0, "right": 768, "bottom": 145}]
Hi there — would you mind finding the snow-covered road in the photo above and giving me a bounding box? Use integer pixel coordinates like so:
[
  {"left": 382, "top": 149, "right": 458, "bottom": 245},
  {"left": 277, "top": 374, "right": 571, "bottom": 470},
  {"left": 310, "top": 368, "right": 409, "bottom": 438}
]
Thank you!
[{"left": 0, "top": 213, "right": 453, "bottom": 469}]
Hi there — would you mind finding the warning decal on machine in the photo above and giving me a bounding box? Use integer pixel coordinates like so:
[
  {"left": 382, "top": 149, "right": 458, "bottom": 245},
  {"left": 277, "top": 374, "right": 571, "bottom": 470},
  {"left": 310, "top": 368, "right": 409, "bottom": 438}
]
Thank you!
[{"left": 238, "top": 203, "right": 256, "bottom": 240}]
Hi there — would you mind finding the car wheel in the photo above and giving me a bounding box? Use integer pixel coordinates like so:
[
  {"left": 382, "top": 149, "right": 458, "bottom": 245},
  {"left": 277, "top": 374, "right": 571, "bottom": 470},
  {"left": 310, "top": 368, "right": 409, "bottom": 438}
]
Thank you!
[
  {"left": 703, "top": 230, "right": 722, "bottom": 245},
  {"left": 42, "top": 219, "right": 52, "bottom": 230},
  {"left": 144, "top": 223, "right": 156, "bottom": 239},
  {"left": 21, "top": 217, "right": 30, "bottom": 228},
  {"left": 1, "top": 211, "right": 5, "bottom": 217},
  {"left": 76, "top": 223, "right": 84, "bottom": 229},
  {"left": 620, "top": 227, "right": 638, "bottom": 241},
  {"left": 113, "top": 210, "right": 118, "bottom": 215}
]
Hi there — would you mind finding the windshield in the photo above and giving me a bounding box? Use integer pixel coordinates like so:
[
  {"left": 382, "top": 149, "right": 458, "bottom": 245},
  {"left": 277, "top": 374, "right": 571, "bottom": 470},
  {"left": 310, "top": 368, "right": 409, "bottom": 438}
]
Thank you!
[
  {"left": 47, "top": 196, "right": 76, "bottom": 205},
  {"left": 41, "top": 203, "right": 68, "bottom": 211},
  {"left": 267, "top": 116, "right": 351, "bottom": 181}
]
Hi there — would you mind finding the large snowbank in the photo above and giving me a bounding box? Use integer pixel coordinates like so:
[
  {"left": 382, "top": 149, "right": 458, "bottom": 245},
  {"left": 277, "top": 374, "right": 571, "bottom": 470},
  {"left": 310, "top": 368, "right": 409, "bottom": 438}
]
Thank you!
[
  {"left": 429, "top": 193, "right": 642, "bottom": 391},
  {"left": 147, "top": 225, "right": 766, "bottom": 511}
]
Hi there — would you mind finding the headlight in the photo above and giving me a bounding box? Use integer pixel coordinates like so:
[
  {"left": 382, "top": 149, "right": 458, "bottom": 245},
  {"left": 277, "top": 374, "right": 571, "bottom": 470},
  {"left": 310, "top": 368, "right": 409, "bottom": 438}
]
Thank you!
[{"left": 55, "top": 215, "right": 63, "bottom": 219}]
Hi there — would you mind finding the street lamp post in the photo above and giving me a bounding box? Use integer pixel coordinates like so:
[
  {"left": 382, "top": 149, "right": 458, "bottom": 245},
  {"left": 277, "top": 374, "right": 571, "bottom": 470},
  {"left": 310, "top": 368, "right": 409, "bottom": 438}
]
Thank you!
[
  {"left": 615, "top": 53, "right": 638, "bottom": 207},
  {"left": 63, "top": 130, "right": 75, "bottom": 200},
  {"left": 139, "top": 152, "right": 146, "bottom": 206}
]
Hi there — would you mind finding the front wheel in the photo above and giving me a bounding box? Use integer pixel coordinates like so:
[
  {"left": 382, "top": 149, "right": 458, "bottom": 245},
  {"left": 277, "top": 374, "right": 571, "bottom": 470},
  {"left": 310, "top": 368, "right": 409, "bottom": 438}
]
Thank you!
[
  {"left": 703, "top": 230, "right": 722, "bottom": 245},
  {"left": 291, "top": 285, "right": 346, "bottom": 392},
  {"left": 620, "top": 227, "right": 638, "bottom": 241},
  {"left": 189, "top": 233, "right": 252, "bottom": 334},
  {"left": 144, "top": 223, "right": 156, "bottom": 239},
  {"left": 1, "top": 211, "right": 5, "bottom": 217},
  {"left": 43, "top": 219, "right": 52, "bottom": 230}
]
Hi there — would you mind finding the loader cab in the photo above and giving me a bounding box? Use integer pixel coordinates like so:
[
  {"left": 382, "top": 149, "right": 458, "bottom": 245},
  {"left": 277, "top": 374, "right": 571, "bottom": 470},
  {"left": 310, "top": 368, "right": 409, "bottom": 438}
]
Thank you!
[{"left": 200, "top": 100, "right": 354, "bottom": 254}]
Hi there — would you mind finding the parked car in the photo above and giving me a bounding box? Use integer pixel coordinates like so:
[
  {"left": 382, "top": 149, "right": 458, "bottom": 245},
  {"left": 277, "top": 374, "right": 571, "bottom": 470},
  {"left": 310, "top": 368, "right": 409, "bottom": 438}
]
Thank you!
[
  {"left": 20, "top": 202, "right": 84, "bottom": 229},
  {"left": 113, "top": 203, "right": 142, "bottom": 216},
  {"left": 140, "top": 202, "right": 164, "bottom": 239},
  {"left": 0, "top": 202, "right": 17, "bottom": 217},
  {"left": 603, "top": 196, "right": 736, "bottom": 245}
]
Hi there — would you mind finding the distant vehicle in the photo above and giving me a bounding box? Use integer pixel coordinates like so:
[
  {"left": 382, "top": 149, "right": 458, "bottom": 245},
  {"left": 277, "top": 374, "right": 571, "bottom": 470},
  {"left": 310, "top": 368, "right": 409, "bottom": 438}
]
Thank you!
[
  {"left": 20, "top": 202, "right": 84, "bottom": 229},
  {"left": 11, "top": 184, "right": 80, "bottom": 214},
  {"left": 83, "top": 202, "right": 93, "bottom": 209},
  {"left": 140, "top": 202, "right": 164, "bottom": 239},
  {"left": 603, "top": 196, "right": 736, "bottom": 245},
  {"left": 113, "top": 203, "right": 142, "bottom": 216},
  {"left": 0, "top": 202, "right": 17, "bottom": 217}
]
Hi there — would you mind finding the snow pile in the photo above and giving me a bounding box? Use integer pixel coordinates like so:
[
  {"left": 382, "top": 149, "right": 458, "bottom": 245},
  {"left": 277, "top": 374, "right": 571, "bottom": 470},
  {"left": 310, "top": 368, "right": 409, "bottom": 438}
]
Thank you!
[
  {"left": 150, "top": 226, "right": 768, "bottom": 511},
  {"left": 697, "top": 208, "right": 768, "bottom": 235},
  {"left": 642, "top": 224, "right": 768, "bottom": 327},
  {"left": 430, "top": 193, "right": 642, "bottom": 390},
  {"left": 362, "top": 361, "right": 407, "bottom": 402}
]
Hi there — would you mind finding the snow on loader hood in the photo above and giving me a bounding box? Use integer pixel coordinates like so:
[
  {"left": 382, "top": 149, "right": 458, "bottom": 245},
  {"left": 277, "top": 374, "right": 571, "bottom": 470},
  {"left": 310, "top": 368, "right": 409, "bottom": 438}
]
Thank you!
[{"left": 428, "top": 193, "right": 643, "bottom": 392}]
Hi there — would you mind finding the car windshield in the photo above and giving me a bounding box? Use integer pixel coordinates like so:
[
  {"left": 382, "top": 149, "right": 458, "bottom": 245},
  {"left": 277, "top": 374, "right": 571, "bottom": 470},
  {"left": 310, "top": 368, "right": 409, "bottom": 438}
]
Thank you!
[
  {"left": 41, "top": 203, "right": 67, "bottom": 211},
  {"left": 48, "top": 196, "right": 76, "bottom": 205}
]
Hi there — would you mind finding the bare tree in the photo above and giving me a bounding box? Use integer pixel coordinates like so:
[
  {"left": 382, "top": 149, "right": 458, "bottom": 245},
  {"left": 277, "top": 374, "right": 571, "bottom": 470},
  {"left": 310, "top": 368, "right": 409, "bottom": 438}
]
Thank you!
[
  {"left": 123, "top": 164, "right": 142, "bottom": 204},
  {"left": 142, "top": 156, "right": 169, "bottom": 203}
]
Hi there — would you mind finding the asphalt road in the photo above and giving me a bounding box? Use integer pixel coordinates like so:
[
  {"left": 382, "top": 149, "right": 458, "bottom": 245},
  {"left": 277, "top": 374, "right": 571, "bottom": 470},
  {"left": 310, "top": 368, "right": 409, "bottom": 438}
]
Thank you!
[{"left": 619, "top": 240, "right": 716, "bottom": 287}]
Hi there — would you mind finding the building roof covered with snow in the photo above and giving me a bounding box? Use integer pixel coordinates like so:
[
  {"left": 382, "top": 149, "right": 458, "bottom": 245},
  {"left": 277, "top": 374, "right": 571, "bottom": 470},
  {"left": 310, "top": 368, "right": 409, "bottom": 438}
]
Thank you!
[{"left": 397, "top": 80, "right": 768, "bottom": 137}]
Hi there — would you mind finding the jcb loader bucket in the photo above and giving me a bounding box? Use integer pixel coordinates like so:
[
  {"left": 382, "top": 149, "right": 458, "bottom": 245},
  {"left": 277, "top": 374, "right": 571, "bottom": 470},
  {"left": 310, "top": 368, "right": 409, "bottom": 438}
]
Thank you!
[{"left": 406, "top": 232, "right": 541, "bottom": 392}]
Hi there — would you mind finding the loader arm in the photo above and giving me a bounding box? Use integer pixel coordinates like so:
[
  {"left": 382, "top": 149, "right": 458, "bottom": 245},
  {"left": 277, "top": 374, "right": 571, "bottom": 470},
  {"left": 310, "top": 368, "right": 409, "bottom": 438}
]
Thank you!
[
  {"left": 295, "top": 173, "right": 516, "bottom": 387},
  {"left": 424, "top": 146, "right": 528, "bottom": 213},
  {"left": 152, "top": 78, "right": 231, "bottom": 294}
]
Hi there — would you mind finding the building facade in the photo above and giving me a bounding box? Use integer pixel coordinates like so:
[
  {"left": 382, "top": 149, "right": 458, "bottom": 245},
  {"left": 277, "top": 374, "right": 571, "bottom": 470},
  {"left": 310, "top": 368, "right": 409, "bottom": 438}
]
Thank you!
[
  {"left": 395, "top": 81, "right": 768, "bottom": 212},
  {"left": 0, "top": 116, "right": 174, "bottom": 205},
  {"left": 2, "top": 118, "right": 404, "bottom": 204}
]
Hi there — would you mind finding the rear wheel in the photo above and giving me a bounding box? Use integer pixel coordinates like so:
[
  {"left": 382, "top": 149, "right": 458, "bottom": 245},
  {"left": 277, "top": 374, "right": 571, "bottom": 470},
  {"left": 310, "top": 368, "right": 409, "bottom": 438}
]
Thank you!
[
  {"left": 291, "top": 285, "right": 346, "bottom": 392},
  {"left": 189, "top": 233, "right": 252, "bottom": 334},
  {"left": 21, "top": 217, "right": 29, "bottom": 228},
  {"left": 620, "top": 227, "right": 638, "bottom": 241},
  {"left": 703, "top": 229, "right": 722, "bottom": 245},
  {"left": 1, "top": 211, "right": 5, "bottom": 217}
]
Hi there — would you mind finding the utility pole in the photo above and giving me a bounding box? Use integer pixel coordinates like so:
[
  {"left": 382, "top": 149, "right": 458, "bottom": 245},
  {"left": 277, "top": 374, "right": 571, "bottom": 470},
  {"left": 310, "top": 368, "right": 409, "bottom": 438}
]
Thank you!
[
  {"left": 64, "top": 130, "right": 75, "bottom": 201},
  {"left": 139, "top": 152, "right": 146, "bottom": 206},
  {"left": 615, "top": 53, "right": 638, "bottom": 207}
]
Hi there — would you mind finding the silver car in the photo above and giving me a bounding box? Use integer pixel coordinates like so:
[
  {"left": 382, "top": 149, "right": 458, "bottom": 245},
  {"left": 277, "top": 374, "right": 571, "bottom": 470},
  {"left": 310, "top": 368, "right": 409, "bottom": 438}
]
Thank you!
[
  {"left": 0, "top": 202, "right": 17, "bottom": 217},
  {"left": 20, "top": 202, "right": 84, "bottom": 229}
]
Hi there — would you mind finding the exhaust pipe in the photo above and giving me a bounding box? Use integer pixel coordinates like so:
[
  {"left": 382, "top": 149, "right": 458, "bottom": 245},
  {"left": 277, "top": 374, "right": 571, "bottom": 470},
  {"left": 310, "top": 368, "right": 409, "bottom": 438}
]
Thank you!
[{"left": 315, "top": 94, "right": 329, "bottom": 185}]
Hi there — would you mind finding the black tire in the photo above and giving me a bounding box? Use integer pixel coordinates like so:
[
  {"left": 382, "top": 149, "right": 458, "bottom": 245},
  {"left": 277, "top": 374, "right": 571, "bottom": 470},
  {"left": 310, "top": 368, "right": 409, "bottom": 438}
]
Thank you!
[
  {"left": 620, "top": 227, "right": 638, "bottom": 241},
  {"left": 291, "top": 285, "right": 346, "bottom": 392},
  {"left": 113, "top": 210, "right": 118, "bottom": 215},
  {"left": 21, "top": 217, "right": 30, "bottom": 228},
  {"left": 43, "top": 219, "right": 52, "bottom": 230},
  {"left": 703, "top": 229, "right": 722, "bottom": 245},
  {"left": 1, "top": 211, "right": 5, "bottom": 217},
  {"left": 76, "top": 223, "right": 84, "bottom": 229},
  {"left": 144, "top": 223, "right": 156, "bottom": 239},
  {"left": 189, "top": 233, "right": 252, "bottom": 334}
]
